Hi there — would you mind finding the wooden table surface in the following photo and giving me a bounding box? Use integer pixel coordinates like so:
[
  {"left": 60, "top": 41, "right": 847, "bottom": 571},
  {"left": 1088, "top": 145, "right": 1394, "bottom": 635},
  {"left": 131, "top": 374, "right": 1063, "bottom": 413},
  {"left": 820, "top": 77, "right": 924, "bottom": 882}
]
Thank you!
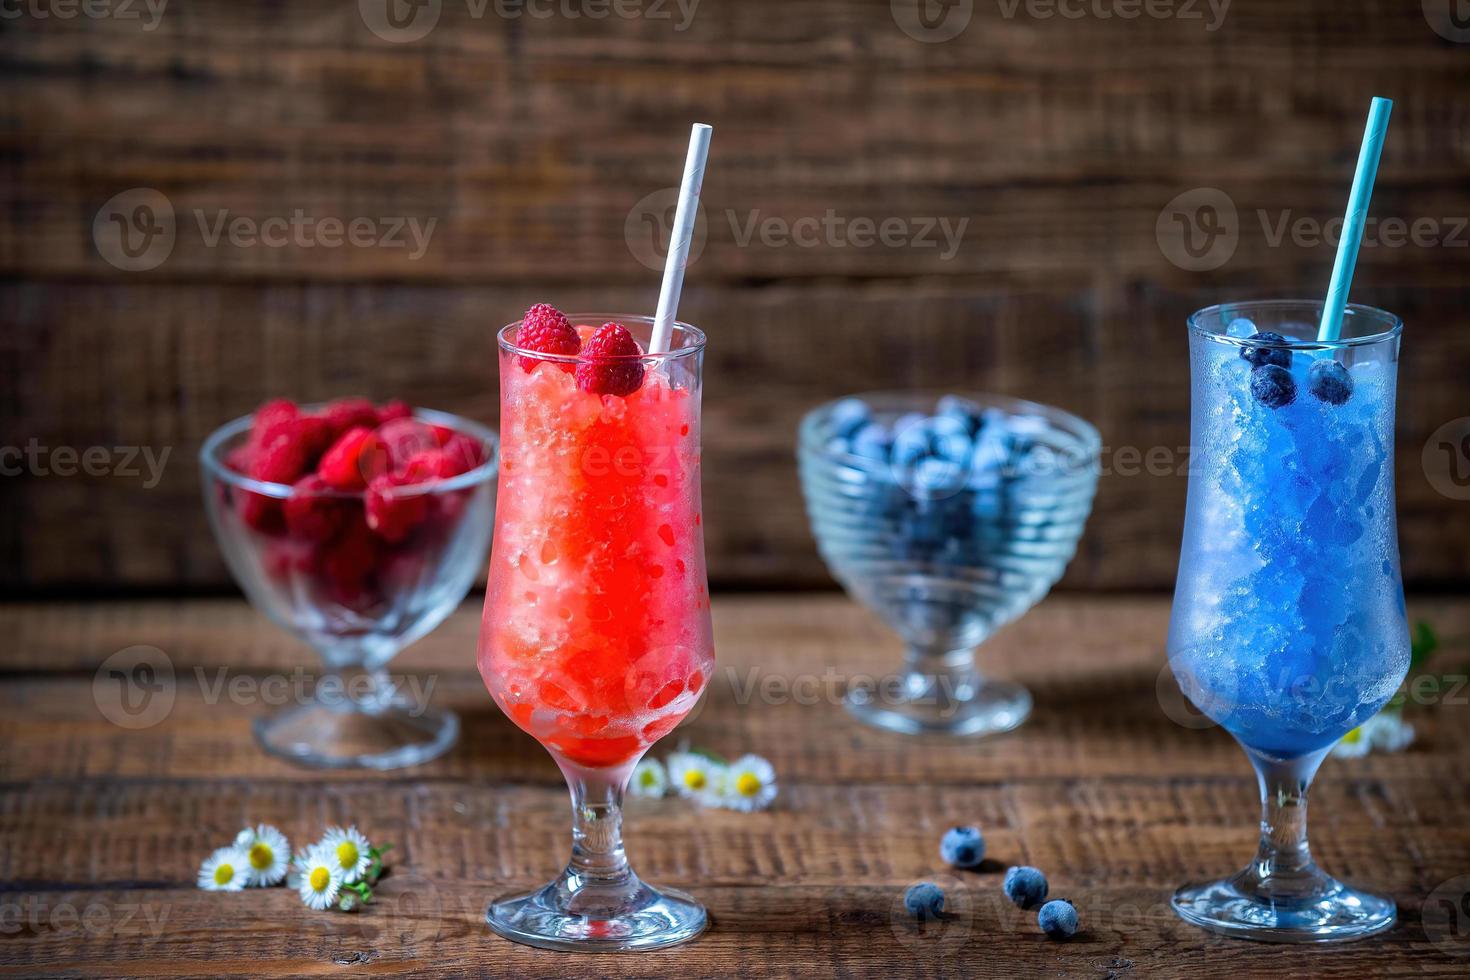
[{"left": 1, "top": 594, "right": 1468, "bottom": 978}]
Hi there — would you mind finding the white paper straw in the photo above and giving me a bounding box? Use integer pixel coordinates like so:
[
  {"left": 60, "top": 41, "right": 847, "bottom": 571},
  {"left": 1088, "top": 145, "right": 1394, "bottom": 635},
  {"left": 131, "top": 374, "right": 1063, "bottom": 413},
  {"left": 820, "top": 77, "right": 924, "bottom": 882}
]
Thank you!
[{"left": 649, "top": 123, "right": 712, "bottom": 355}]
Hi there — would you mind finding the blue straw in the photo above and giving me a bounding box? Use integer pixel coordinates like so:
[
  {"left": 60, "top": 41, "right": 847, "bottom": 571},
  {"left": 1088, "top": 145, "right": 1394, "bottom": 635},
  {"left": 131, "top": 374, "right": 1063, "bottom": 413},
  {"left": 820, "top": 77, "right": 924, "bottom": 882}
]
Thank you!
[{"left": 1318, "top": 97, "right": 1393, "bottom": 342}]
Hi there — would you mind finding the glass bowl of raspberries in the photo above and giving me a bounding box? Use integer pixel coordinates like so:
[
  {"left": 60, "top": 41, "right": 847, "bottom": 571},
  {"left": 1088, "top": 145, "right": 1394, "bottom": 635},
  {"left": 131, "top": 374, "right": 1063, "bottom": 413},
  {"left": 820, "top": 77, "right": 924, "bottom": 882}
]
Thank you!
[
  {"left": 200, "top": 397, "right": 498, "bottom": 770},
  {"left": 798, "top": 392, "right": 1099, "bottom": 738}
]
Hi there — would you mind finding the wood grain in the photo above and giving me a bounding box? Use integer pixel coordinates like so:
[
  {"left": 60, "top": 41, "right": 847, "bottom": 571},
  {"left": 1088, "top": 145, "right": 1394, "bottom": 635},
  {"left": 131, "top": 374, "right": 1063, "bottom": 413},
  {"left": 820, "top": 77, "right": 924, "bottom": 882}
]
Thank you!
[
  {"left": 1, "top": 595, "right": 1469, "bottom": 976},
  {"left": 3, "top": 0, "right": 1470, "bottom": 592}
]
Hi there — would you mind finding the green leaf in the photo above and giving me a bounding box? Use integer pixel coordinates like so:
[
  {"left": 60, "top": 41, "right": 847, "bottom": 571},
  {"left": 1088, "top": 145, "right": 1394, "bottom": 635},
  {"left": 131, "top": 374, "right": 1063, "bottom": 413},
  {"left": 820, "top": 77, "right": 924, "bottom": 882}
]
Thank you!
[{"left": 1410, "top": 621, "right": 1439, "bottom": 671}]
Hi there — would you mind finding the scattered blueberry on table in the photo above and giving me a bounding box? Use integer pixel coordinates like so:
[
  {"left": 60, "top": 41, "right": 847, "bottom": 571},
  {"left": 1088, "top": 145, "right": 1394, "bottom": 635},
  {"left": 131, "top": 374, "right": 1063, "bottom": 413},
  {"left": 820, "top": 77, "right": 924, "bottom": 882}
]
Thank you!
[
  {"left": 939, "top": 825, "right": 985, "bottom": 869},
  {"left": 1037, "top": 898, "right": 1079, "bottom": 940},
  {"left": 904, "top": 882, "right": 946, "bottom": 921},
  {"left": 1003, "top": 865, "right": 1049, "bottom": 909}
]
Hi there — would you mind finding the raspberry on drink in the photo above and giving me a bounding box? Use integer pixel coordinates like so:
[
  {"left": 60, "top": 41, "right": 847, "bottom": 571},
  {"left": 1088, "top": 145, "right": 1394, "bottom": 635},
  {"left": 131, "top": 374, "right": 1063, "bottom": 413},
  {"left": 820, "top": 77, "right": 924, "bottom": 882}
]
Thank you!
[
  {"left": 517, "top": 303, "right": 581, "bottom": 372},
  {"left": 575, "top": 322, "right": 646, "bottom": 397}
]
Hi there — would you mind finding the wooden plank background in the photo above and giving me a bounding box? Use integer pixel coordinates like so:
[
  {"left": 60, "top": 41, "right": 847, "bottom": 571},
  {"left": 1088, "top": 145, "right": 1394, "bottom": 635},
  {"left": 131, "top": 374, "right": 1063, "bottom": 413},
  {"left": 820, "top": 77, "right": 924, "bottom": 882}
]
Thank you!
[
  {"left": 2, "top": 594, "right": 1469, "bottom": 977},
  {"left": 3, "top": 1, "right": 1470, "bottom": 592}
]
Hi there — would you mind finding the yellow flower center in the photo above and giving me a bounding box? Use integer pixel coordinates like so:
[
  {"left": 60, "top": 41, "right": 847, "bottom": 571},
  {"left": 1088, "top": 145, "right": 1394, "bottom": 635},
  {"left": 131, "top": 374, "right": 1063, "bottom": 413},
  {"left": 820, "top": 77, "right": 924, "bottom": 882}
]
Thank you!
[
  {"left": 213, "top": 863, "right": 234, "bottom": 886},
  {"left": 1342, "top": 726, "right": 1364, "bottom": 745},
  {"left": 683, "top": 770, "right": 706, "bottom": 790},
  {"left": 336, "top": 841, "right": 359, "bottom": 869},
  {"left": 310, "top": 866, "right": 331, "bottom": 892},
  {"left": 736, "top": 773, "right": 762, "bottom": 797},
  {"left": 249, "top": 843, "right": 273, "bottom": 870},
  {"left": 639, "top": 770, "right": 658, "bottom": 786}
]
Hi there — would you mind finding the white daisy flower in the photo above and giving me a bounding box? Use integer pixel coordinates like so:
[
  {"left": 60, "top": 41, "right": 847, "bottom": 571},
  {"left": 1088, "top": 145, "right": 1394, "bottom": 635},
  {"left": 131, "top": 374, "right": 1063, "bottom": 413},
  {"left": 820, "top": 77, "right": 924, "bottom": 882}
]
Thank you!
[
  {"left": 1331, "top": 725, "right": 1372, "bottom": 758},
  {"left": 197, "top": 846, "right": 251, "bottom": 892},
  {"left": 721, "top": 754, "right": 778, "bottom": 812},
  {"left": 293, "top": 847, "right": 344, "bottom": 910},
  {"left": 317, "top": 826, "right": 373, "bottom": 884},
  {"left": 1332, "top": 711, "right": 1416, "bottom": 758},
  {"left": 666, "top": 751, "right": 725, "bottom": 806},
  {"left": 629, "top": 758, "right": 668, "bottom": 798},
  {"left": 233, "top": 824, "right": 291, "bottom": 887}
]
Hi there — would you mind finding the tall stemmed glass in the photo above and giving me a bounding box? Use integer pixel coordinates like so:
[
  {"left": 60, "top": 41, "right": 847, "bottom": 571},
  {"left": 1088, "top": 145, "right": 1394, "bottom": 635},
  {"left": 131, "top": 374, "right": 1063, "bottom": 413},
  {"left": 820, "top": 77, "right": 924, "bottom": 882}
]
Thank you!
[
  {"left": 1169, "top": 301, "right": 1410, "bottom": 942},
  {"left": 478, "top": 315, "right": 713, "bottom": 951}
]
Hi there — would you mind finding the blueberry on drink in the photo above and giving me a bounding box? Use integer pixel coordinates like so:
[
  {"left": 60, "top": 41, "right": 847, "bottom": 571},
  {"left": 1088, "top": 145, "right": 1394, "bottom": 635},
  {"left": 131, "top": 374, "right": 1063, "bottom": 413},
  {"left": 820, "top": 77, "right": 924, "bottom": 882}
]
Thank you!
[
  {"left": 1240, "top": 331, "right": 1292, "bottom": 370},
  {"left": 1250, "top": 364, "right": 1296, "bottom": 409},
  {"left": 1307, "top": 360, "right": 1353, "bottom": 406}
]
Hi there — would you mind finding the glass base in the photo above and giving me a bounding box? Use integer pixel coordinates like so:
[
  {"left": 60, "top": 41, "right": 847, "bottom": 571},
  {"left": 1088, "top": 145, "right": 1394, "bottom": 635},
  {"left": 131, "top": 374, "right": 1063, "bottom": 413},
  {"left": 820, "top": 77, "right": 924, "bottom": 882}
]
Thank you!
[
  {"left": 487, "top": 871, "right": 707, "bottom": 952},
  {"left": 1172, "top": 870, "right": 1396, "bottom": 944},
  {"left": 845, "top": 676, "right": 1031, "bottom": 737},
  {"left": 253, "top": 699, "right": 458, "bottom": 770}
]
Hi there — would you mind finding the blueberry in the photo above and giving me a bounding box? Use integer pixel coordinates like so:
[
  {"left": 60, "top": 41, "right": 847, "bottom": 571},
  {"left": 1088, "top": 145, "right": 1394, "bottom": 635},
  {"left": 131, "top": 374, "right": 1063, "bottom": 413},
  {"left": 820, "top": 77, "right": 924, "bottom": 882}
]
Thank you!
[
  {"left": 1240, "top": 331, "right": 1292, "bottom": 369},
  {"left": 914, "top": 457, "right": 964, "bottom": 495},
  {"left": 937, "top": 395, "right": 985, "bottom": 437},
  {"left": 850, "top": 423, "right": 894, "bottom": 463},
  {"left": 1037, "top": 899, "right": 1078, "bottom": 940},
  {"left": 904, "top": 882, "right": 945, "bottom": 921},
  {"left": 1308, "top": 359, "right": 1353, "bottom": 406},
  {"left": 1003, "top": 866, "right": 1049, "bottom": 909},
  {"left": 939, "top": 825, "right": 985, "bottom": 869},
  {"left": 829, "top": 398, "right": 871, "bottom": 439},
  {"left": 1250, "top": 364, "right": 1296, "bottom": 409}
]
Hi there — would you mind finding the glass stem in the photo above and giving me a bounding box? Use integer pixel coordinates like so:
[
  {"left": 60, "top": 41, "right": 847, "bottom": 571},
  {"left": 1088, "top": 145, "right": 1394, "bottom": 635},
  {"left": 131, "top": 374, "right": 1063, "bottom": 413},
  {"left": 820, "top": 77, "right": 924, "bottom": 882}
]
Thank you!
[
  {"left": 900, "top": 645, "right": 979, "bottom": 712},
  {"left": 566, "top": 766, "right": 632, "bottom": 883},
  {"left": 1245, "top": 748, "right": 1327, "bottom": 893}
]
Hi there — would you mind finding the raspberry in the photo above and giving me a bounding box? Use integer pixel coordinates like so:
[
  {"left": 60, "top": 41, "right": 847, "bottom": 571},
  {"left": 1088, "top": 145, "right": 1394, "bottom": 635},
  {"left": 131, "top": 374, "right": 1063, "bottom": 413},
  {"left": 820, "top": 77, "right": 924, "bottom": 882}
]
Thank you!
[
  {"left": 239, "top": 491, "right": 285, "bottom": 535},
  {"left": 575, "top": 322, "right": 645, "bottom": 396},
  {"left": 316, "top": 519, "right": 380, "bottom": 609},
  {"left": 283, "top": 475, "right": 349, "bottom": 542},
  {"left": 321, "top": 397, "right": 379, "bottom": 436},
  {"left": 439, "top": 433, "right": 485, "bottom": 475},
  {"left": 365, "top": 471, "right": 429, "bottom": 543},
  {"left": 224, "top": 446, "right": 253, "bottom": 475},
  {"left": 517, "top": 303, "right": 580, "bottom": 372},
  {"left": 249, "top": 399, "right": 299, "bottom": 449},
  {"left": 317, "top": 426, "right": 381, "bottom": 491},
  {"left": 249, "top": 421, "right": 316, "bottom": 485},
  {"left": 377, "top": 399, "right": 412, "bottom": 423},
  {"left": 400, "top": 449, "right": 454, "bottom": 484},
  {"left": 376, "top": 418, "right": 439, "bottom": 473}
]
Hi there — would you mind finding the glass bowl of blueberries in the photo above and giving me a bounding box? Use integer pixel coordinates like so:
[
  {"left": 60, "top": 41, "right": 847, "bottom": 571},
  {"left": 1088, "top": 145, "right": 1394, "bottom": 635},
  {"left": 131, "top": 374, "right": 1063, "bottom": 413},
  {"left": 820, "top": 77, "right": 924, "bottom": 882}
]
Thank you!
[{"left": 798, "top": 392, "right": 1101, "bottom": 737}]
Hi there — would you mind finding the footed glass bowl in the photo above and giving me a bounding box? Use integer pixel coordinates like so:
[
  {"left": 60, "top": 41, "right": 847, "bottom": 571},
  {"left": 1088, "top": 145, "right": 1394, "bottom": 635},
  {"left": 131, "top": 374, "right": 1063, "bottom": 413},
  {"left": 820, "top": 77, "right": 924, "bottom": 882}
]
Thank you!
[
  {"left": 798, "top": 392, "right": 1100, "bottom": 737},
  {"left": 201, "top": 407, "right": 497, "bottom": 769}
]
